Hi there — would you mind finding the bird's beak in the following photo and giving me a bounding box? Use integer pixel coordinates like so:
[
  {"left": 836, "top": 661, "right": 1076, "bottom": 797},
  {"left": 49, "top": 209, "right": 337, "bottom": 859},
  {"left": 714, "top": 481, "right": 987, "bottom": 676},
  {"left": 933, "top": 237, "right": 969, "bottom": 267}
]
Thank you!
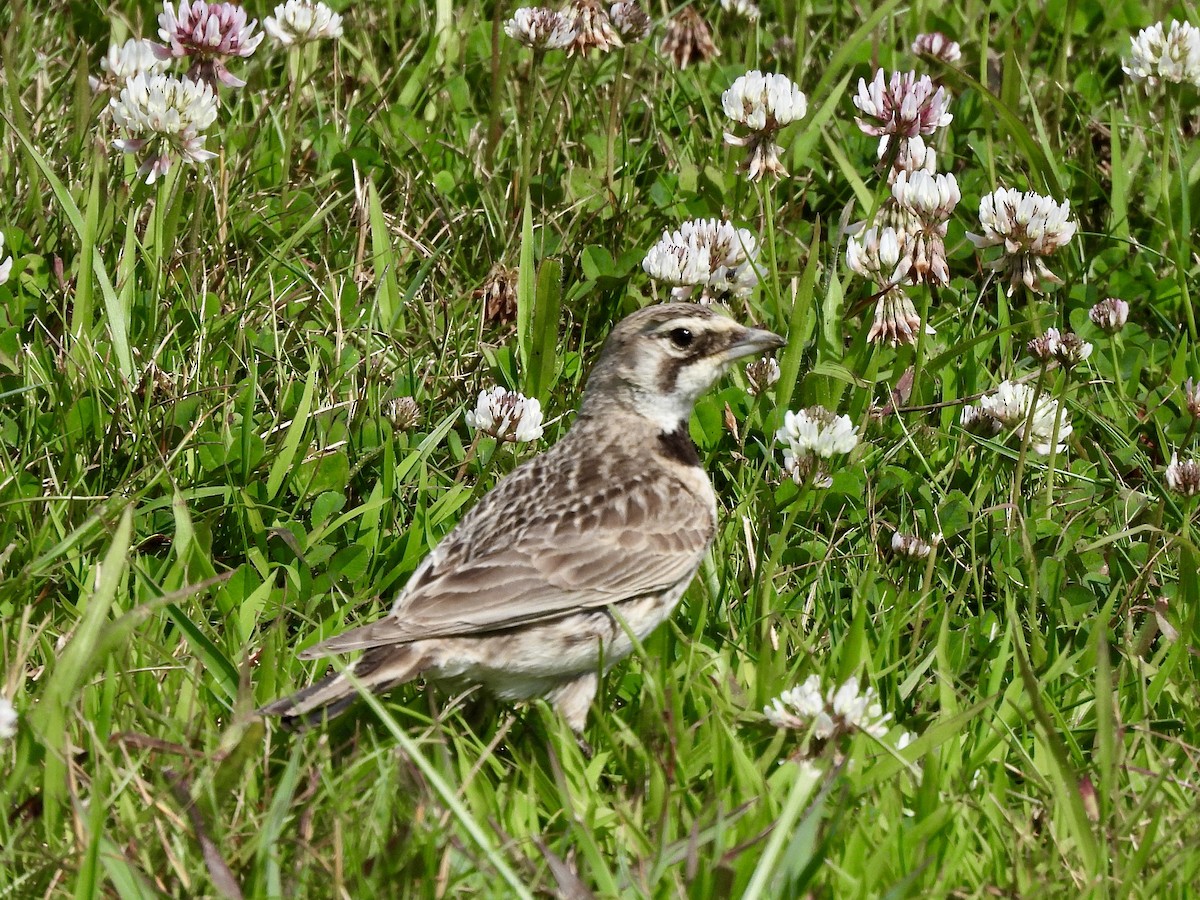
[{"left": 726, "top": 325, "right": 786, "bottom": 360}]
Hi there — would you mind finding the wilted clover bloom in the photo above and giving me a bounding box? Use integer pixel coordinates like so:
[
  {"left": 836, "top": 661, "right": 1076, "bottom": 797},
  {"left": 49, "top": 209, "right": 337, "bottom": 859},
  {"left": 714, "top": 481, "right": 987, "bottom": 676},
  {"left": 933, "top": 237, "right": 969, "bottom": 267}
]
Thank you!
[
  {"left": 1123, "top": 20, "right": 1200, "bottom": 87},
  {"left": 744, "top": 357, "right": 780, "bottom": 395},
  {"left": 0, "top": 696, "right": 15, "bottom": 740},
  {"left": 891, "top": 170, "right": 959, "bottom": 285},
  {"left": 155, "top": 1, "right": 264, "bottom": 88},
  {"left": 110, "top": 73, "right": 219, "bottom": 184},
  {"left": 969, "top": 188, "right": 1076, "bottom": 296},
  {"left": 264, "top": 0, "right": 343, "bottom": 46},
  {"left": 91, "top": 38, "right": 169, "bottom": 91},
  {"left": 722, "top": 70, "right": 807, "bottom": 181},
  {"left": 976, "top": 379, "right": 1072, "bottom": 455},
  {"left": 608, "top": 2, "right": 651, "bottom": 42},
  {"left": 911, "top": 32, "right": 961, "bottom": 64},
  {"left": 846, "top": 226, "right": 930, "bottom": 347},
  {"left": 642, "top": 218, "right": 759, "bottom": 302},
  {"left": 1028, "top": 328, "right": 1092, "bottom": 370},
  {"left": 660, "top": 7, "right": 718, "bottom": 69},
  {"left": 385, "top": 397, "right": 421, "bottom": 431},
  {"left": 777, "top": 406, "right": 858, "bottom": 486},
  {"left": 0, "top": 231, "right": 11, "bottom": 286},
  {"left": 1165, "top": 453, "right": 1200, "bottom": 497},
  {"left": 1089, "top": 298, "right": 1129, "bottom": 334},
  {"left": 853, "top": 70, "right": 953, "bottom": 154},
  {"left": 764, "top": 675, "right": 891, "bottom": 740},
  {"left": 565, "top": 0, "right": 622, "bottom": 54},
  {"left": 466, "top": 387, "right": 544, "bottom": 443},
  {"left": 505, "top": 8, "right": 577, "bottom": 50}
]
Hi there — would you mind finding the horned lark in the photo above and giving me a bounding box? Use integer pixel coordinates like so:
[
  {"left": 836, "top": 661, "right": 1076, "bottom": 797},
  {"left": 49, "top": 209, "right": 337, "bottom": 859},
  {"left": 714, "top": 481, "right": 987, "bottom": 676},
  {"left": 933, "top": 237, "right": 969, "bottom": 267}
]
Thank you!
[{"left": 261, "top": 303, "right": 785, "bottom": 732}]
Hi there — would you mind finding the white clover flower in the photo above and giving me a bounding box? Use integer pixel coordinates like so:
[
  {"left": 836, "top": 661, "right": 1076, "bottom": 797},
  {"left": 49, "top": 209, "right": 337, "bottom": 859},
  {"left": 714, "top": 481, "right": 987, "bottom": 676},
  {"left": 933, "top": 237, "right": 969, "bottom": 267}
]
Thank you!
[
  {"left": 722, "top": 71, "right": 807, "bottom": 180},
  {"left": 0, "top": 231, "right": 12, "bottom": 286},
  {"left": 608, "top": 2, "right": 651, "bottom": 42},
  {"left": 91, "top": 38, "right": 170, "bottom": 92},
  {"left": 882, "top": 133, "right": 936, "bottom": 184},
  {"left": 960, "top": 404, "right": 1003, "bottom": 437},
  {"left": 110, "top": 73, "right": 219, "bottom": 184},
  {"left": 156, "top": 1, "right": 264, "bottom": 88},
  {"left": 566, "top": 0, "right": 622, "bottom": 55},
  {"left": 891, "top": 170, "right": 959, "bottom": 285},
  {"left": 979, "top": 379, "right": 1072, "bottom": 455},
  {"left": 846, "top": 225, "right": 907, "bottom": 285},
  {"left": 505, "top": 7, "right": 577, "bottom": 50},
  {"left": 744, "top": 356, "right": 780, "bottom": 395},
  {"left": 642, "top": 218, "right": 759, "bottom": 302},
  {"left": 853, "top": 70, "right": 953, "bottom": 151},
  {"left": 1123, "top": 20, "right": 1200, "bottom": 87},
  {"left": 1089, "top": 298, "right": 1129, "bottom": 334},
  {"left": 720, "top": 0, "right": 760, "bottom": 21},
  {"left": 765, "top": 675, "right": 891, "bottom": 741},
  {"left": 466, "top": 386, "right": 544, "bottom": 443},
  {"left": 911, "top": 32, "right": 961, "bottom": 64},
  {"left": 264, "top": 0, "right": 343, "bottom": 46},
  {"left": 1166, "top": 452, "right": 1200, "bottom": 496},
  {"left": 659, "top": 7, "right": 718, "bottom": 69},
  {"left": 1184, "top": 378, "right": 1200, "bottom": 419},
  {"left": 969, "top": 188, "right": 1076, "bottom": 296},
  {"left": 890, "top": 530, "right": 940, "bottom": 562},
  {"left": 778, "top": 406, "right": 857, "bottom": 487},
  {"left": 0, "top": 696, "right": 15, "bottom": 740}
]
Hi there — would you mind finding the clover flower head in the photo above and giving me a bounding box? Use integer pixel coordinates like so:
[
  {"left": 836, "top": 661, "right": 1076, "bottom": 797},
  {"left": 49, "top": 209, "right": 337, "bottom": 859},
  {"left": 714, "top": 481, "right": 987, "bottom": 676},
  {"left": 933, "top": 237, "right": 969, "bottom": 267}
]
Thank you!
[
  {"left": 846, "top": 225, "right": 907, "bottom": 285},
  {"left": 868, "top": 289, "right": 931, "bottom": 347},
  {"left": 853, "top": 70, "right": 953, "bottom": 146},
  {"left": 979, "top": 379, "right": 1072, "bottom": 455},
  {"left": 891, "top": 170, "right": 959, "bottom": 284},
  {"left": 156, "top": 1, "right": 264, "bottom": 87},
  {"left": 777, "top": 406, "right": 858, "bottom": 459},
  {"left": 505, "top": 7, "right": 577, "bottom": 49},
  {"left": 660, "top": 7, "right": 718, "bottom": 69},
  {"left": 0, "top": 696, "right": 15, "bottom": 740},
  {"left": 1184, "top": 378, "right": 1200, "bottom": 419},
  {"left": 0, "top": 231, "right": 12, "bottom": 286},
  {"left": 882, "top": 134, "right": 937, "bottom": 184},
  {"left": 960, "top": 404, "right": 1003, "bottom": 437},
  {"left": 566, "top": 0, "right": 622, "bottom": 55},
  {"left": 912, "top": 31, "right": 961, "bottom": 64},
  {"left": 1028, "top": 328, "right": 1092, "bottom": 369},
  {"left": 720, "top": 0, "right": 760, "bottom": 21},
  {"left": 385, "top": 397, "right": 421, "bottom": 431},
  {"left": 1166, "top": 453, "right": 1200, "bottom": 496},
  {"left": 722, "top": 70, "right": 806, "bottom": 180},
  {"left": 1123, "top": 20, "right": 1200, "bottom": 87},
  {"left": 466, "top": 386, "right": 544, "bottom": 443},
  {"left": 92, "top": 38, "right": 170, "bottom": 92},
  {"left": 891, "top": 530, "right": 940, "bottom": 562},
  {"left": 110, "top": 73, "right": 219, "bottom": 183},
  {"left": 1089, "top": 298, "right": 1129, "bottom": 335},
  {"left": 608, "top": 2, "right": 651, "bottom": 42},
  {"left": 264, "top": 0, "right": 343, "bottom": 46},
  {"left": 642, "top": 218, "right": 759, "bottom": 302},
  {"left": 744, "top": 356, "right": 780, "bottom": 395},
  {"left": 765, "top": 675, "right": 892, "bottom": 741},
  {"left": 969, "top": 188, "right": 1076, "bottom": 295}
]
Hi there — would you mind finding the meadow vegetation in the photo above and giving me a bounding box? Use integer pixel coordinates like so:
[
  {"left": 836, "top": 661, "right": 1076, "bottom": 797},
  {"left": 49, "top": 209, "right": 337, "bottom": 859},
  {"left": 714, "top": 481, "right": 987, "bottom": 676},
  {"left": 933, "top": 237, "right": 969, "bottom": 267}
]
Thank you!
[{"left": 2, "top": 0, "right": 1200, "bottom": 895}]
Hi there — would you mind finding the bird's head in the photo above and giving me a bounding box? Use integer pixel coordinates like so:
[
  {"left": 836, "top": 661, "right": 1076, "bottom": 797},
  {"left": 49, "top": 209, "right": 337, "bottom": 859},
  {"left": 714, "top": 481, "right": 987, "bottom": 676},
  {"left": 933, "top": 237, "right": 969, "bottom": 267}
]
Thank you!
[{"left": 580, "top": 303, "right": 786, "bottom": 432}]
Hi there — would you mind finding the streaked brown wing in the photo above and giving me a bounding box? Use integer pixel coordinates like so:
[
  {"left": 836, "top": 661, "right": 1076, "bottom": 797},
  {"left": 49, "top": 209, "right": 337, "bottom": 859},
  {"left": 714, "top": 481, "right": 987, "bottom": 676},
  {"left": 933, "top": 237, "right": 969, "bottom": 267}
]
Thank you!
[{"left": 304, "top": 463, "right": 713, "bottom": 656}]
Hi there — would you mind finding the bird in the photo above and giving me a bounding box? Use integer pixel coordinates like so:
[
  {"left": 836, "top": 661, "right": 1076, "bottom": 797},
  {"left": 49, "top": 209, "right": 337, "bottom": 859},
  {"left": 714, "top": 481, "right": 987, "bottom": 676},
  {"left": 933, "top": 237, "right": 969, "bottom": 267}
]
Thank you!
[{"left": 260, "top": 303, "right": 785, "bottom": 732}]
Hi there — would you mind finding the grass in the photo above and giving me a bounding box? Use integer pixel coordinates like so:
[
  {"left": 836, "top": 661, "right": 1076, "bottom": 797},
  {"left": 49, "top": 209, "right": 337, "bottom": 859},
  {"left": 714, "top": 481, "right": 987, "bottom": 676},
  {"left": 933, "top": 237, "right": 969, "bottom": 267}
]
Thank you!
[{"left": 3, "top": 0, "right": 1200, "bottom": 896}]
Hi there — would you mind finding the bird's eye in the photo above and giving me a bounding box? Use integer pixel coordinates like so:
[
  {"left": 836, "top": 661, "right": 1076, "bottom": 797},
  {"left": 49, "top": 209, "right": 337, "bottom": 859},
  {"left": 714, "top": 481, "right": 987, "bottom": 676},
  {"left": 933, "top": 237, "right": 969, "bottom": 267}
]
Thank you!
[{"left": 668, "top": 328, "right": 694, "bottom": 349}]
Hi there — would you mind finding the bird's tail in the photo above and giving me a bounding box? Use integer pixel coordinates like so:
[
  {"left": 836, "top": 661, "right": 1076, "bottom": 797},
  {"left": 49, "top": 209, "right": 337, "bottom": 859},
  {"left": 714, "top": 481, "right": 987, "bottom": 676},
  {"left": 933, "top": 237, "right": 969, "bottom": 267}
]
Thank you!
[{"left": 258, "top": 645, "right": 426, "bottom": 729}]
